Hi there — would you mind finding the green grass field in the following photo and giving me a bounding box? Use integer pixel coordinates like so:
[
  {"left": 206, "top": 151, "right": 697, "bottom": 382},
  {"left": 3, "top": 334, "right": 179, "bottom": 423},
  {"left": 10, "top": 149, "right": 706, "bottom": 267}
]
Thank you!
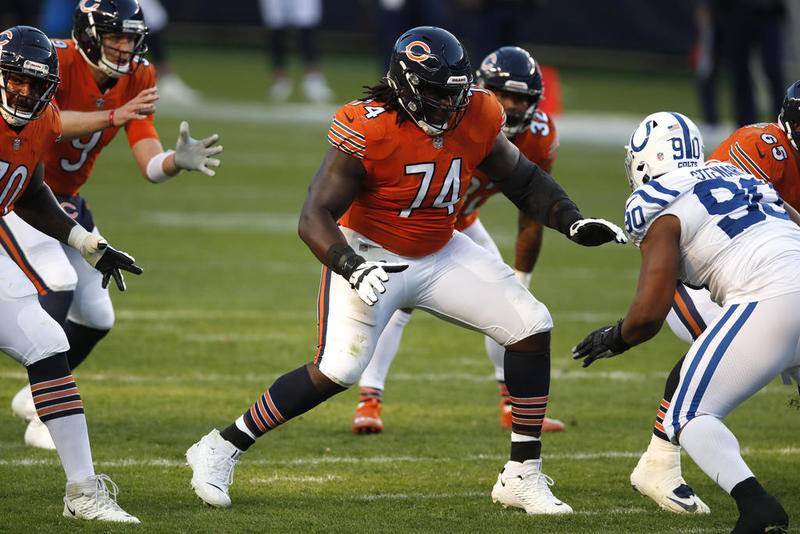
[{"left": 0, "top": 50, "right": 797, "bottom": 533}]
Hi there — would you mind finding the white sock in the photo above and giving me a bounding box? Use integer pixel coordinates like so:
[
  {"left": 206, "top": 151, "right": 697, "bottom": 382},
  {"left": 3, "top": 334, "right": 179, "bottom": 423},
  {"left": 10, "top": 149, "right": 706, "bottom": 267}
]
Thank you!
[
  {"left": 678, "top": 415, "right": 754, "bottom": 493},
  {"left": 511, "top": 431, "right": 539, "bottom": 442},
  {"left": 46, "top": 414, "right": 95, "bottom": 483},
  {"left": 359, "top": 309, "right": 412, "bottom": 390},
  {"left": 484, "top": 336, "right": 505, "bottom": 381},
  {"left": 646, "top": 433, "right": 681, "bottom": 456},
  {"left": 235, "top": 415, "right": 256, "bottom": 441}
]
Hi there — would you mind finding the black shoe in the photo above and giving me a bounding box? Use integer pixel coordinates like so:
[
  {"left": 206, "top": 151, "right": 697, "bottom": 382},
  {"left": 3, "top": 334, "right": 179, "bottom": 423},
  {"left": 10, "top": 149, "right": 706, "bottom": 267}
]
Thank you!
[{"left": 731, "top": 494, "right": 789, "bottom": 534}]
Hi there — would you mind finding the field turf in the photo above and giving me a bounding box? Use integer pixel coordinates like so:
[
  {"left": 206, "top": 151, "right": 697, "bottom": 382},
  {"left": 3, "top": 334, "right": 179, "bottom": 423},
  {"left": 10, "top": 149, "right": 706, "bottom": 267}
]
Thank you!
[{"left": 0, "top": 49, "right": 796, "bottom": 533}]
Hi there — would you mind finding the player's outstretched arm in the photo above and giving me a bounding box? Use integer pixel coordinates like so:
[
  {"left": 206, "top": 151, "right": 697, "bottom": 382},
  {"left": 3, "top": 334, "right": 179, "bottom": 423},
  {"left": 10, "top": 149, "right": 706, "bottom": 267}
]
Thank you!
[
  {"left": 572, "top": 215, "right": 680, "bottom": 367},
  {"left": 298, "top": 147, "right": 407, "bottom": 306},
  {"left": 13, "top": 164, "right": 142, "bottom": 291},
  {"left": 480, "top": 133, "right": 627, "bottom": 246},
  {"left": 59, "top": 87, "right": 159, "bottom": 140},
  {"left": 132, "top": 121, "right": 223, "bottom": 183},
  {"left": 513, "top": 211, "right": 543, "bottom": 287}
]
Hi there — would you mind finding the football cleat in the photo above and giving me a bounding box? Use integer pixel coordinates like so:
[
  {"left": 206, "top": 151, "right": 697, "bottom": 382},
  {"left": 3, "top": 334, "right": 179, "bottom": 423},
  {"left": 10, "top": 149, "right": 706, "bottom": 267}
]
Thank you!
[
  {"left": 352, "top": 398, "right": 383, "bottom": 434},
  {"left": 302, "top": 72, "right": 333, "bottom": 103},
  {"left": 186, "top": 429, "right": 242, "bottom": 508},
  {"left": 630, "top": 449, "right": 710, "bottom": 514},
  {"left": 499, "top": 403, "right": 565, "bottom": 432},
  {"left": 11, "top": 384, "right": 35, "bottom": 421},
  {"left": 491, "top": 459, "right": 573, "bottom": 514},
  {"left": 63, "top": 474, "right": 140, "bottom": 523},
  {"left": 25, "top": 417, "right": 56, "bottom": 450}
]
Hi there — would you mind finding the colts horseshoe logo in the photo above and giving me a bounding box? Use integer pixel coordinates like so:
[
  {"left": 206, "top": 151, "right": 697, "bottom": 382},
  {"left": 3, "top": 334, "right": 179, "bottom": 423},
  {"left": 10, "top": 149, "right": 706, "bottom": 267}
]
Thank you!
[{"left": 404, "top": 40, "right": 431, "bottom": 63}]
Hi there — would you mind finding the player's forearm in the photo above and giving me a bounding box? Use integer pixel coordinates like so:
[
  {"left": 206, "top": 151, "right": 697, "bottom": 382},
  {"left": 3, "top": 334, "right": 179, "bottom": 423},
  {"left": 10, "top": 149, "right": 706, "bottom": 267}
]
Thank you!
[
  {"left": 298, "top": 207, "right": 349, "bottom": 267},
  {"left": 59, "top": 110, "right": 110, "bottom": 140},
  {"left": 784, "top": 202, "right": 800, "bottom": 227},
  {"left": 14, "top": 184, "right": 76, "bottom": 244},
  {"left": 514, "top": 212, "right": 543, "bottom": 273}
]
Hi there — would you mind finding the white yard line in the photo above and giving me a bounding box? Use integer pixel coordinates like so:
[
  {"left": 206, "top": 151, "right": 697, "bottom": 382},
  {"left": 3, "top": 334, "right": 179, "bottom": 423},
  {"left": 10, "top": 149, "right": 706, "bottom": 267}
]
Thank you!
[
  {"left": 1, "top": 447, "right": 797, "bottom": 469},
  {"left": 157, "top": 100, "right": 732, "bottom": 148}
]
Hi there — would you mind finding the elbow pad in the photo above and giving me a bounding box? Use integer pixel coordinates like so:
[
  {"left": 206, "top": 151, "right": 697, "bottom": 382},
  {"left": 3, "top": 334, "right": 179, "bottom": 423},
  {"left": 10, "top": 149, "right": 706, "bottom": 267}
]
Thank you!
[{"left": 494, "top": 155, "right": 581, "bottom": 235}]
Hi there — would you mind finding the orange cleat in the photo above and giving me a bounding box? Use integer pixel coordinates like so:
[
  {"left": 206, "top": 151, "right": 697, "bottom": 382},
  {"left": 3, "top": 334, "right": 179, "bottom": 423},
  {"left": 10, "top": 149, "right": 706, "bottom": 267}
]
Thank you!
[
  {"left": 500, "top": 403, "right": 565, "bottom": 432},
  {"left": 352, "top": 398, "right": 383, "bottom": 434}
]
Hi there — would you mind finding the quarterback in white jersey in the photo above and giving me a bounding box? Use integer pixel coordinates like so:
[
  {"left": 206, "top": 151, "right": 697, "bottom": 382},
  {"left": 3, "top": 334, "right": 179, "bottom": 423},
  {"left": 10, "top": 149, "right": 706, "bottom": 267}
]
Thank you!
[{"left": 573, "top": 112, "right": 797, "bottom": 534}]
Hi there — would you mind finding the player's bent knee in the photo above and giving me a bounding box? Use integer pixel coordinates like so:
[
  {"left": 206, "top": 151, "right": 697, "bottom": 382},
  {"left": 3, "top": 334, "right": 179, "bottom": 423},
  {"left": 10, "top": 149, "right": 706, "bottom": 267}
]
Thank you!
[
  {"left": 70, "top": 298, "right": 115, "bottom": 330},
  {"left": 316, "top": 355, "right": 366, "bottom": 388},
  {"left": 15, "top": 301, "right": 70, "bottom": 367}
]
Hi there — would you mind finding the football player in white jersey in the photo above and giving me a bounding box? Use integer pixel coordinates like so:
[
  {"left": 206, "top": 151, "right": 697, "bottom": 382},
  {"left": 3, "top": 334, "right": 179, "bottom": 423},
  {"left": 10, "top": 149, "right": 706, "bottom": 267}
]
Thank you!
[{"left": 573, "top": 112, "right": 797, "bottom": 534}]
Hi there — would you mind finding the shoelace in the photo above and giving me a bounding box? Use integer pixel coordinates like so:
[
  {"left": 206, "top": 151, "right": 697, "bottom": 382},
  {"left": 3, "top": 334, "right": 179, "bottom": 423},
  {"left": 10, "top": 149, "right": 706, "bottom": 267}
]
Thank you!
[
  {"left": 206, "top": 445, "right": 239, "bottom": 486},
  {"left": 514, "top": 471, "right": 556, "bottom": 506},
  {"left": 89, "top": 474, "right": 123, "bottom": 515}
]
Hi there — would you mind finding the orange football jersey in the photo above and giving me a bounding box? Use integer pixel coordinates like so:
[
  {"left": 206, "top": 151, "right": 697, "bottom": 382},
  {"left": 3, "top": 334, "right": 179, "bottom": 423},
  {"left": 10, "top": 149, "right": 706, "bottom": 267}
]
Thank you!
[
  {"left": 44, "top": 39, "right": 158, "bottom": 196},
  {"left": 709, "top": 122, "right": 800, "bottom": 208},
  {"left": 0, "top": 104, "right": 61, "bottom": 215},
  {"left": 455, "top": 110, "right": 558, "bottom": 231},
  {"left": 328, "top": 87, "right": 505, "bottom": 257}
]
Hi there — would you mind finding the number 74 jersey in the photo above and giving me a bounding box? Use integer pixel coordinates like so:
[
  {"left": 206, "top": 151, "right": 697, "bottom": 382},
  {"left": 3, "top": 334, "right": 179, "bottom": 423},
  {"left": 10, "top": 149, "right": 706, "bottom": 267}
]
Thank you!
[
  {"left": 328, "top": 88, "right": 505, "bottom": 257},
  {"left": 624, "top": 162, "right": 800, "bottom": 306}
]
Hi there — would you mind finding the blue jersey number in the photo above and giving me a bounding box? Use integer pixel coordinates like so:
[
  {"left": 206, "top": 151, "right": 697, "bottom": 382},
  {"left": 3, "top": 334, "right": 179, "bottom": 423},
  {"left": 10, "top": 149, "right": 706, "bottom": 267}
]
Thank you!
[{"left": 693, "top": 177, "right": 788, "bottom": 238}]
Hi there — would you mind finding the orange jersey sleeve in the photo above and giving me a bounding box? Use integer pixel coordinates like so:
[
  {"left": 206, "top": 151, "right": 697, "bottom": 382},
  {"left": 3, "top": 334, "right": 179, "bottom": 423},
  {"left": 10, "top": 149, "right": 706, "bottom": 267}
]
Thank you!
[
  {"left": 44, "top": 40, "right": 157, "bottom": 195},
  {"left": 709, "top": 123, "right": 800, "bottom": 207},
  {"left": 334, "top": 88, "right": 504, "bottom": 256},
  {"left": 0, "top": 104, "right": 61, "bottom": 215},
  {"left": 455, "top": 110, "right": 558, "bottom": 231}
]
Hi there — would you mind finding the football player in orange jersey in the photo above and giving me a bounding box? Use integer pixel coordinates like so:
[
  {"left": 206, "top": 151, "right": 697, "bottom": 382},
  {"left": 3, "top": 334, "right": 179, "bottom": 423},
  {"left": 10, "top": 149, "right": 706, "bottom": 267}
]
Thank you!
[
  {"left": 0, "top": 25, "right": 141, "bottom": 523},
  {"left": 6, "top": 0, "right": 222, "bottom": 449},
  {"left": 626, "top": 81, "right": 800, "bottom": 517},
  {"left": 187, "top": 27, "right": 627, "bottom": 514},
  {"left": 351, "top": 46, "right": 565, "bottom": 434}
]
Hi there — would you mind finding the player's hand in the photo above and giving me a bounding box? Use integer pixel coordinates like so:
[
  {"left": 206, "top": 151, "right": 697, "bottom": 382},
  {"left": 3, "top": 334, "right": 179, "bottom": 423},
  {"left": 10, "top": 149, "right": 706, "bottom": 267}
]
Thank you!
[
  {"left": 348, "top": 261, "right": 408, "bottom": 306},
  {"left": 173, "top": 121, "right": 223, "bottom": 176},
  {"left": 111, "top": 87, "right": 159, "bottom": 126},
  {"left": 94, "top": 243, "right": 143, "bottom": 291},
  {"left": 569, "top": 218, "right": 628, "bottom": 246},
  {"left": 572, "top": 320, "right": 630, "bottom": 367}
]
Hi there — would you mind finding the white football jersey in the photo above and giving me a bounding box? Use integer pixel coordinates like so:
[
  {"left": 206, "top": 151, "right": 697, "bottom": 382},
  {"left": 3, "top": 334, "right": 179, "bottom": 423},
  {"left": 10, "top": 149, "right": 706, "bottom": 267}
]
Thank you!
[{"left": 624, "top": 162, "right": 800, "bottom": 306}]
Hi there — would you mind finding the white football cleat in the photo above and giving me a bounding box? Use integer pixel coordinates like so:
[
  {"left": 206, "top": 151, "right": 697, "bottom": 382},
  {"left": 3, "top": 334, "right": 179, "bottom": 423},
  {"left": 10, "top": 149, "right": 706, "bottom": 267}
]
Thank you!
[
  {"left": 302, "top": 72, "right": 333, "bottom": 103},
  {"left": 630, "top": 445, "right": 710, "bottom": 514},
  {"left": 186, "top": 429, "right": 242, "bottom": 508},
  {"left": 491, "top": 459, "right": 573, "bottom": 514},
  {"left": 11, "top": 384, "right": 35, "bottom": 421},
  {"left": 63, "top": 474, "right": 140, "bottom": 523},
  {"left": 25, "top": 417, "right": 56, "bottom": 450},
  {"left": 269, "top": 77, "right": 292, "bottom": 102}
]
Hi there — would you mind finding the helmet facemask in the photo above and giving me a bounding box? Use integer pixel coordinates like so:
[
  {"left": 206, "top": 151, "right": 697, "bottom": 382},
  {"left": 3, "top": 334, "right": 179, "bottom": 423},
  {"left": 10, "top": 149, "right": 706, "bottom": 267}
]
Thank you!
[
  {"left": 778, "top": 96, "right": 800, "bottom": 151},
  {"left": 74, "top": 13, "right": 147, "bottom": 78},
  {"left": 0, "top": 68, "right": 57, "bottom": 127},
  {"left": 495, "top": 86, "right": 541, "bottom": 138},
  {"left": 390, "top": 62, "right": 470, "bottom": 136}
]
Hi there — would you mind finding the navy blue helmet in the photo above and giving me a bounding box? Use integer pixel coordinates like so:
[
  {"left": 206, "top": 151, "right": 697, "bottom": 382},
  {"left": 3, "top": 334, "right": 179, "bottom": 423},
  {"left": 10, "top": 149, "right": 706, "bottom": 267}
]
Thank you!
[
  {"left": 73, "top": 0, "right": 148, "bottom": 78},
  {"left": 778, "top": 80, "right": 800, "bottom": 151},
  {"left": 387, "top": 26, "right": 472, "bottom": 136},
  {"left": 0, "top": 26, "right": 60, "bottom": 126},
  {"left": 476, "top": 47, "right": 543, "bottom": 138}
]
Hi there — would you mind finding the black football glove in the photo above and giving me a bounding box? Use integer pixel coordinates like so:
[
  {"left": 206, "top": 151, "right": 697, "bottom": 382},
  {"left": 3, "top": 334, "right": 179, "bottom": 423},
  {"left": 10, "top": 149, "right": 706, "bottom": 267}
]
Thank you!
[
  {"left": 569, "top": 218, "right": 628, "bottom": 246},
  {"left": 572, "top": 320, "right": 630, "bottom": 367},
  {"left": 94, "top": 243, "right": 143, "bottom": 291}
]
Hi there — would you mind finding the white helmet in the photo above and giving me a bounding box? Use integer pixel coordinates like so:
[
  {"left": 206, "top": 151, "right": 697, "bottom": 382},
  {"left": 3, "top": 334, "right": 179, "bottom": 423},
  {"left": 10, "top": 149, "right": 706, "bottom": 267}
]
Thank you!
[{"left": 624, "top": 111, "right": 704, "bottom": 190}]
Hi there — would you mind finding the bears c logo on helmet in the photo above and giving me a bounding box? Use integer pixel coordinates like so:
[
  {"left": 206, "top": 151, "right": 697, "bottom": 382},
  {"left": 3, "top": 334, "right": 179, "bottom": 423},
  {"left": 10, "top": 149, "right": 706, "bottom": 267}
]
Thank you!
[
  {"left": 79, "top": 0, "right": 102, "bottom": 13},
  {"left": 0, "top": 30, "right": 13, "bottom": 47},
  {"left": 404, "top": 41, "right": 431, "bottom": 63}
]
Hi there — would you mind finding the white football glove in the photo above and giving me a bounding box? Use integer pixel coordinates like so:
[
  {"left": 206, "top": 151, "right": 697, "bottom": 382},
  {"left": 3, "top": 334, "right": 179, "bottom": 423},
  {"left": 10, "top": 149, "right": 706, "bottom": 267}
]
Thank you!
[
  {"left": 173, "top": 121, "right": 223, "bottom": 176},
  {"left": 569, "top": 218, "right": 628, "bottom": 246},
  {"left": 348, "top": 261, "right": 408, "bottom": 306}
]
